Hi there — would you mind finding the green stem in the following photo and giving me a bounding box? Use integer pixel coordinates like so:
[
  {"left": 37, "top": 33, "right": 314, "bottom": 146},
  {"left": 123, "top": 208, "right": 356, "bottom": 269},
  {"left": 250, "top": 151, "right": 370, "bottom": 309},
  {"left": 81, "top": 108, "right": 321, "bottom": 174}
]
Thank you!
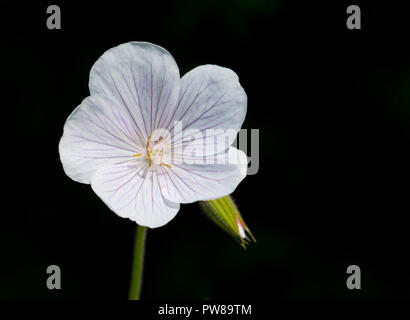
[{"left": 128, "top": 225, "right": 147, "bottom": 300}]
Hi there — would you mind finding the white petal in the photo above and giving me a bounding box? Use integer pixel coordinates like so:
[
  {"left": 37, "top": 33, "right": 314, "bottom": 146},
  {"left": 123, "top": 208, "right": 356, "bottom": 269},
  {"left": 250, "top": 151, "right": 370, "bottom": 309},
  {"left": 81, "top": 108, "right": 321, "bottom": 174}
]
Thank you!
[
  {"left": 165, "top": 65, "right": 247, "bottom": 157},
  {"left": 89, "top": 42, "right": 180, "bottom": 136},
  {"left": 59, "top": 95, "right": 143, "bottom": 184},
  {"left": 91, "top": 163, "right": 180, "bottom": 228},
  {"left": 237, "top": 219, "right": 246, "bottom": 239},
  {"left": 158, "top": 147, "right": 248, "bottom": 203}
]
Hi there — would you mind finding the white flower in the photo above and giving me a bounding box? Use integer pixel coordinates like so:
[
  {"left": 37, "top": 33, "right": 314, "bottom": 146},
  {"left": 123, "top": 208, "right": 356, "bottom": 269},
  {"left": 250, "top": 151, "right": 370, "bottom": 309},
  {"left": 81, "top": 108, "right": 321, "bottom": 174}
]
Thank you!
[{"left": 59, "top": 42, "right": 248, "bottom": 228}]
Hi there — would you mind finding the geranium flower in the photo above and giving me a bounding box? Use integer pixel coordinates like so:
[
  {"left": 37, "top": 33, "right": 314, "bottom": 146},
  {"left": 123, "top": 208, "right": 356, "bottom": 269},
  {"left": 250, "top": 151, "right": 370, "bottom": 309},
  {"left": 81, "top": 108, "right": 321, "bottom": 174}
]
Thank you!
[{"left": 59, "top": 42, "right": 248, "bottom": 228}]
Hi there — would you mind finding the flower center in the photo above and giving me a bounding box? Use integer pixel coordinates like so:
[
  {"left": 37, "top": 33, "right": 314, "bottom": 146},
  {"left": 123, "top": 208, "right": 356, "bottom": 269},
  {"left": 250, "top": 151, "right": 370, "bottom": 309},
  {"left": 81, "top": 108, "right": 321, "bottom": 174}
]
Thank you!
[{"left": 133, "top": 135, "right": 171, "bottom": 169}]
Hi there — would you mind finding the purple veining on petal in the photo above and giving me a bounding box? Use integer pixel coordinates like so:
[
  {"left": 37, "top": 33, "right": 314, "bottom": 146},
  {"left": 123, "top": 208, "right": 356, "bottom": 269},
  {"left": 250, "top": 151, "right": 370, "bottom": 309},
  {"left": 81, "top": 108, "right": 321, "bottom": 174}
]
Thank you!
[
  {"left": 110, "top": 71, "right": 148, "bottom": 141},
  {"left": 71, "top": 134, "right": 136, "bottom": 153},
  {"left": 84, "top": 110, "right": 139, "bottom": 151},
  {"left": 167, "top": 80, "right": 215, "bottom": 133},
  {"left": 181, "top": 92, "right": 228, "bottom": 131},
  {"left": 107, "top": 165, "right": 146, "bottom": 201},
  {"left": 130, "top": 63, "right": 149, "bottom": 138},
  {"left": 153, "top": 67, "right": 167, "bottom": 131},
  {"left": 150, "top": 63, "right": 154, "bottom": 135},
  {"left": 116, "top": 70, "right": 148, "bottom": 145},
  {"left": 156, "top": 84, "right": 174, "bottom": 131},
  {"left": 160, "top": 78, "right": 193, "bottom": 130}
]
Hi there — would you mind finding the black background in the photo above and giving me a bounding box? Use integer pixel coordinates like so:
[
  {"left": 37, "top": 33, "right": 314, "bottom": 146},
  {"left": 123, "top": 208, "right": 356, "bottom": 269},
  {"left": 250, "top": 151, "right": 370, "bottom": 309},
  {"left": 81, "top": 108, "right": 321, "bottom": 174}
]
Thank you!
[{"left": 1, "top": 0, "right": 410, "bottom": 300}]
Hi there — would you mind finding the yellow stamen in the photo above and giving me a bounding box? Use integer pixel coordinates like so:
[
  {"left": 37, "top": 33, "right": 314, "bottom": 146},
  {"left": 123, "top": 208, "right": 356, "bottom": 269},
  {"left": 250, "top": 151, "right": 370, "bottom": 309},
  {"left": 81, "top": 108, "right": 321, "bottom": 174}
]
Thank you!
[
  {"left": 132, "top": 153, "right": 142, "bottom": 157},
  {"left": 160, "top": 162, "right": 172, "bottom": 169},
  {"left": 146, "top": 136, "right": 151, "bottom": 150}
]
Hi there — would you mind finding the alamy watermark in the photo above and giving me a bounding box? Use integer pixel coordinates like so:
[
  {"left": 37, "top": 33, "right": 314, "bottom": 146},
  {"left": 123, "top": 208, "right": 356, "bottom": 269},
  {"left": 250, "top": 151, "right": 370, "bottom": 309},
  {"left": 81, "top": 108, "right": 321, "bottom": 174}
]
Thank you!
[
  {"left": 346, "top": 265, "right": 361, "bottom": 290},
  {"left": 46, "top": 265, "right": 61, "bottom": 290},
  {"left": 46, "top": 5, "right": 61, "bottom": 30},
  {"left": 142, "top": 121, "right": 259, "bottom": 177}
]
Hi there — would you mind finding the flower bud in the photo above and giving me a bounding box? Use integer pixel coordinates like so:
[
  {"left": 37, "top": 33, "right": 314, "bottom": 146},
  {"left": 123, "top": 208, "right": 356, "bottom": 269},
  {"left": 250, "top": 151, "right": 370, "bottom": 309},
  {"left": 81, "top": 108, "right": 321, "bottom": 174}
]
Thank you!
[{"left": 200, "top": 196, "right": 255, "bottom": 248}]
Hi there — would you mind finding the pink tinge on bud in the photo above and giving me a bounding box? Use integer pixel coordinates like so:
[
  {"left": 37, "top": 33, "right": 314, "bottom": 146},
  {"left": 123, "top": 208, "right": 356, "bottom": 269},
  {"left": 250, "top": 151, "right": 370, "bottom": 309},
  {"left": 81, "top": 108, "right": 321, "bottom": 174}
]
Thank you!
[{"left": 237, "top": 218, "right": 246, "bottom": 239}]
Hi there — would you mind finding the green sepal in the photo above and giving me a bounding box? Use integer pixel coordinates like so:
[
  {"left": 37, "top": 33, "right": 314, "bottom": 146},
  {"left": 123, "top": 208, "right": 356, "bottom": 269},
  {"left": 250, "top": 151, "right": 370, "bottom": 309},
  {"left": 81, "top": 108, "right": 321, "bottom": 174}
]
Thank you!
[{"left": 200, "top": 196, "right": 255, "bottom": 249}]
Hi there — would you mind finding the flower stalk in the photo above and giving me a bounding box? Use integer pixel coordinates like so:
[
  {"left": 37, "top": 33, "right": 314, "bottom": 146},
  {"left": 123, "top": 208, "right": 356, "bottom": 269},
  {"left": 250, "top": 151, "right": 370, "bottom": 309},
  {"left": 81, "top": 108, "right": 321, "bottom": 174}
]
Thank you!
[{"left": 129, "top": 225, "right": 147, "bottom": 300}]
